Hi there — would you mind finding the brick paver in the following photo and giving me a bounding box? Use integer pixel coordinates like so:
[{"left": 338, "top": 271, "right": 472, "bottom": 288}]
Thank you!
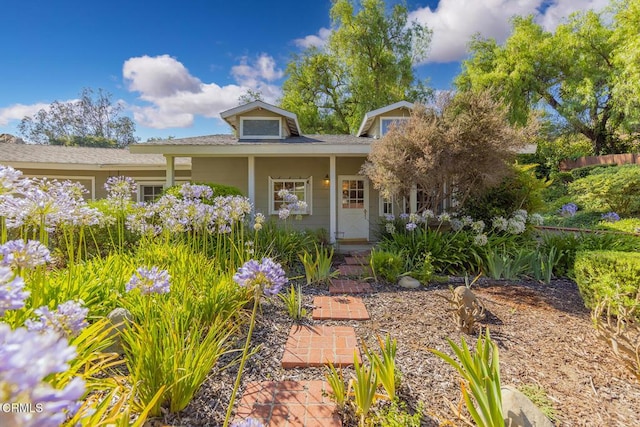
[
  {"left": 344, "top": 256, "right": 368, "bottom": 265},
  {"left": 235, "top": 380, "right": 342, "bottom": 427},
  {"left": 282, "top": 325, "right": 360, "bottom": 368},
  {"left": 312, "top": 296, "right": 370, "bottom": 321},
  {"left": 329, "top": 279, "right": 373, "bottom": 295},
  {"left": 337, "top": 264, "right": 371, "bottom": 277}
]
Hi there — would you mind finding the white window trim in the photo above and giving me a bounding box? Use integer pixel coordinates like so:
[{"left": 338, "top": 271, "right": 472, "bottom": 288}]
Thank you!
[
  {"left": 269, "top": 177, "right": 312, "bottom": 215},
  {"left": 240, "top": 116, "right": 282, "bottom": 139},
  {"left": 137, "top": 179, "right": 188, "bottom": 203},
  {"left": 378, "top": 194, "right": 395, "bottom": 216},
  {"left": 380, "top": 116, "right": 409, "bottom": 137}
]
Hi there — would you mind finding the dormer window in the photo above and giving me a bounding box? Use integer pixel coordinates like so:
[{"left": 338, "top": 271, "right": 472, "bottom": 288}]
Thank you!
[
  {"left": 380, "top": 117, "right": 409, "bottom": 136},
  {"left": 240, "top": 117, "right": 282, "bottom": 139}
]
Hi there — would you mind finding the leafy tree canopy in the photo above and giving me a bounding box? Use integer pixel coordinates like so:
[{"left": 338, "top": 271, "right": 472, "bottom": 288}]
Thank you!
[
  {"left": 361, "top": 90, "right": 537, "bottom": 212},
  {"left": 19, "top": 88, "right": 137, "bottom": 148},
  {"left": 456, "top": 1, "right": 640, "bottom": 155},
  {"left": 280, "top": 0, "right": 432, "bottom": 134}
]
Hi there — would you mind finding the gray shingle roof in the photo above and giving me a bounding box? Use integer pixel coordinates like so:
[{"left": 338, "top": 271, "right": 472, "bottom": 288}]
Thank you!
[
  {"left": 132, "top": 134, "right": 372, "bottom": 146},
  {"left": 0, "top": 143, "right": 190, "bottom": 166}
]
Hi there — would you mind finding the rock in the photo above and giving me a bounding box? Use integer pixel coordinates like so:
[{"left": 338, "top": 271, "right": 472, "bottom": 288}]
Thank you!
[
  {"left": 105, "top": 307, "right": 133, "bottom": 355},
  {"left": 398, "top": 276, "right": 421, "bottom": 289},
  {"left": 502, "top": 385, "right": 554, "bottom": 427}
]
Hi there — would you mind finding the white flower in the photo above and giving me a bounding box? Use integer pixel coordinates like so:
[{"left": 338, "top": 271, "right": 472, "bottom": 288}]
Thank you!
[
  {"left": 528, "top": 213, "right": 544, "bottom": 226},
  {"left": 385, "top": 222, "right": 396, "bottom": 235},
  {"left": 474, "top": 233, "right": 488, "bottom": 246},
  {"left": 492, "top": 216, "right": 508, "bottom": 232},
  {"left": 507, "top": 218, "right": 526, "bottom": 234}
]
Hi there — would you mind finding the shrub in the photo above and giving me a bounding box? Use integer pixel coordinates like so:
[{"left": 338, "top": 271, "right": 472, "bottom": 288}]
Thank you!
[
  {"left": 569, "top": 165, "right": 640, "bottom": 215},
  {"left": 461, "top": 163, "right": 549, "bottom": 223},
  {"left": 569, "top": 164, "right": 616, "bottom": 180},
  {"left": 370, "top": 249, "right": 405, "bottom": 283},
  {"left": 574, "top": 251, "right": 640, "bottom": 315},
  {"left": 163, "top": 181, "right": 243, "bottom": 202}
]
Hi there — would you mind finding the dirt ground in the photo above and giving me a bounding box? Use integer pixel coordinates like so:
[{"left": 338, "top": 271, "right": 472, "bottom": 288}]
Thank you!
[{"left": 163, "top": 277, "right": 640, "bottom": 427}]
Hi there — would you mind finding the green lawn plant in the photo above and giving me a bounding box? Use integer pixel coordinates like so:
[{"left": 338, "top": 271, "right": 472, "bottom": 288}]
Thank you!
[
  {"left": 430, "top": 329, "right": 503, "bottom": 427},
  {"left": 351, "top": 350, "right": 379, "bottom": 427},
  {"left": 298, "top": 243, "right": 338, "bottom": 285},
  {"left": 279, "top": 284, "right": 307, "bottom": 320},
  {"left": 369, "top": 248, "right": 405, "bottom": 283}
]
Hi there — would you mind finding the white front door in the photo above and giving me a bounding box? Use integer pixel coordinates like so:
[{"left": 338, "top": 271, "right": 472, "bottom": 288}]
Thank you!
[{"left": 338, "top": 175, "right": 369, "bottom": 240}]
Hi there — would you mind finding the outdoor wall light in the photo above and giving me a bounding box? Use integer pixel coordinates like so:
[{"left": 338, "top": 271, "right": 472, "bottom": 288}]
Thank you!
[{"left": 323, "top": 174, "right": 330, "bottom": 186}]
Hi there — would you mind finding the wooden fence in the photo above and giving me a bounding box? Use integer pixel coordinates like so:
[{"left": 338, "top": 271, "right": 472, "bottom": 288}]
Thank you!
[{"left": 559, "top": 153, "right": 640, "bottom": 171}]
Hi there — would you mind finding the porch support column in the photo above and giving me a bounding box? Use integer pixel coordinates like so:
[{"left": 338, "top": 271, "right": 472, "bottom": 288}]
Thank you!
[
  {"left": 329, "top": 155, "right": 337, "bottom": 244},
  {"left": 165, "top": 155, "right": 175, "bottom": 188},
  {"left": 248, "top": 155, "right": 255, "bottom": 204},
  {"left": 410, "top": 183, "right": 418, "bottom": 213}
]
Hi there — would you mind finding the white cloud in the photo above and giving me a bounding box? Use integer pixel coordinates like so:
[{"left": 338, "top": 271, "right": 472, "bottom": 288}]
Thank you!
[
  {"left": 0, "top": 102, "right": 50, "bottom": 126},
  {"left": 123, "top": 54, "right": 283, "bottom": 129},
  {"left": 293, "top": 27, "right": 332, "bottom": 49},
  {"left": 408, "top": 0, "right": 610, "bottom": 64}
]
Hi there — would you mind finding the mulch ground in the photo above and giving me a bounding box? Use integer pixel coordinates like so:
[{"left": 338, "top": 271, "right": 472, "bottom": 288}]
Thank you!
[{"left": 162, "top": 275, "right": 640, "bottom": 427}]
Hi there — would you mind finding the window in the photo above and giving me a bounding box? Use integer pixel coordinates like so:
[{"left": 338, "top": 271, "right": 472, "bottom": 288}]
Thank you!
[
  {"left": 269, "top": 178, "right": 311, "bottom": 215},
  {"left": 341, "top": 179, "right": 365, "bottom": 209},
  {"left": 240, "top": 117, "right": 281, "bottom": 139},
  {"left": 380, "top": 117, "right": 409, "bottom": 136},
  {"left": 139, "top": 185, "right": 164, "bottom": 203},
  {"left": 379, "top": 195, "right": 394, "bottom": 216}
]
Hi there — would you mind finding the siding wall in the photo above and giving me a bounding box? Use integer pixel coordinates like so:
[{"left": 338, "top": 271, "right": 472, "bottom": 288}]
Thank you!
[{"left": 192, "top": 158, "right": 248, "bottom": 194}]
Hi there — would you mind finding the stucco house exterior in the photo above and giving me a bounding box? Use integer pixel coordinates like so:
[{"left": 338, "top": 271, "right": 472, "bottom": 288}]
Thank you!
[
  {"left": 129, "top": 100, "right": 417, "bottom": 244},
  {"left": 0, "top": 142, "right": 191, "bottom": 201}
]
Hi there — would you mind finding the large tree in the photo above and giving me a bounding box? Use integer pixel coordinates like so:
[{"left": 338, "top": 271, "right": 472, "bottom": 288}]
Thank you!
[
  {"left": 280, "top": 0, "right": 432, "bottom": 134},
  {"left": 19, "top": 88, "right": 137, "bottom": 148},
  {"left": 456, "top": 3, "right": 640, "bottom": 155},
  {"left": 361, "top": 90, "right": 536, "bottom": 212}
]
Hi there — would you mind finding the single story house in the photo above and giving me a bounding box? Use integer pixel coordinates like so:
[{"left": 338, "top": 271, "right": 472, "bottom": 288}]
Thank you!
[
  {"left": 0, "top": 141, "right": 191, "bottom": 202},
  {"left": 129, "top": 100, "right": 420, "bottom": 243}
]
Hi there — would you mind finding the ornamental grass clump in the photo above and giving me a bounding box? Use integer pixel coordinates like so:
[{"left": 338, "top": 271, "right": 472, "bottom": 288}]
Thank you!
[{"left": 224, "top": 258, "right": 287, "bottom": 427}]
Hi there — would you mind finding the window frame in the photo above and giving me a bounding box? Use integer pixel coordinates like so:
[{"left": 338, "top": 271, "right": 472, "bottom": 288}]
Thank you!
[
  {"left": 240, "top": 116, "right": 282, "bottom": 139},
  {"left": 380, "top": 116, "right": 409, "bottom": 137},
  {"left": 137, "top": 182, "right": 165, "bottom": 203},
  {"left": 378, "top": 194, "right": 395, "bottom": 216},
  {"left": 268, "top": 177, "right": 312, "bottom": 215}
]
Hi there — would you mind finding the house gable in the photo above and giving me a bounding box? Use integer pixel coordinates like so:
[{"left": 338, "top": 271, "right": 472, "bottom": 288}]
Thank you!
[
  {"left": 356, "top": 100, "right": 414, "bottom": 138},
  {"left": 220, "top": 100, "right": 301, "bottom": 139}
]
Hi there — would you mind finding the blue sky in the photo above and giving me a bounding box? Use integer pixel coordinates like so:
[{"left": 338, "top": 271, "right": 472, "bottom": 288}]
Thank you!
[{"left": 0, "top": 0, "right": 608, "bottom": 142}]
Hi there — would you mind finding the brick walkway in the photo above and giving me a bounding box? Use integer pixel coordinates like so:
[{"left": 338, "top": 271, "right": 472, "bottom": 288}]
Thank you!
[
  {"left": 281, "top": 324, "right": 360, "bottom": 368},
  {"left": 234, "top": 381, "right": 341, "bottom": 427},
  {"left": 235, "top": 258, "right": 375, "bottom": 426},
  {"left": 329, "top": 279, "right": 372, "bottom": 295},
  {"left": 312, "top": 296, "right": 370, "bottom": 320}
]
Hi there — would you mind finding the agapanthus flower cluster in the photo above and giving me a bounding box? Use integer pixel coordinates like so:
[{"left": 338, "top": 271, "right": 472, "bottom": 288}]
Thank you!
[
  {"left": 233, "top": 258, "right": 287, "bottom": 297},
  {"left": 105, "top": 176, "right": 137, "bottom": 210},
  {"left": 0, "top": 239, "right": 51, "bottom": 270},
  {"left": 231, "top": 418, "right": 265, "bottom": 427},
  {"left": 385, "top": 222, "right": 396, "bottom": 234},
  {"left": 0, "top": 176, "right": 102, "bottom": 234},
  {"left": 126, "top": 193, "right": 253, "bottom": 236},
  {"left": 601, "top": 211, "right": 620, "bottom": 222},
  {"left": 0, "top": 165, "right": 29, "bottom": 195},
  {"left": 406, "top": 222, "right": 418, "bottom": 231},
  {"left": 253, "top": 212, "right": 265, "bottom": 231},
  {"left": 528, "top": 213, "right": 544, "bottom": 226},
  {"left": 26, "top": 300, "right": 88, "bottom": 337},
  {"left": 560, "top": 202, "right": 578, "bottom": 218},
  {"left": 491, "top": 210, "right": 541, "bottom": 235},
  {"left": 126, "top": 266, "right": 171, "bottom": 295},
  {"left": 276, "top": 189, "right": 307, "bottom": 220},
  {"left": 179, "top": 183, "right": 214, "bottom": 201},
  {"left": 0, "top": 267, "right": 29, "bottom": 316},
  {"left": 0, "top": 323, "right": 85, "bottom": 427},
  {"left": 474, "top": 233, "right": 488, "bottom": 246}
]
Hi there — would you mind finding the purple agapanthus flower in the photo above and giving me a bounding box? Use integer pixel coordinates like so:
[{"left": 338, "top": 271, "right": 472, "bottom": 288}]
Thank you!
[
  {"left": 126, "top": 266, "right": 171, "bottom": 295},
  {"left": 231, "top": 418, "right": 265, "bottom": 427},
  {"left": 26, "top": 300, "right": 88, "bottom": 337},
  {"left": 406, "top": 222, "right": 417, "bottom": 231},
  {"left": 0, "top": 239, "right": 51, "bottom": 270},
  {"left": 0, "top": 267, "right": 29, "bottom": 316},
  {"left": 601, "top": 212, "right": 620, "bottom": 222},
  {"left": 104, "top": 176, "right": 136, "bottom": 209},
  {"left": 233, "top": 258, "right": 287, "bottom": 297},
  {"left": 0, "top": 323, "right": 85, "bottom": 427},
  {"left": 180, "top": 183, "right": 214, "bottom": 200},
  {"left": 560, "top": 202, "right": 578, "bottom": 217}
]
